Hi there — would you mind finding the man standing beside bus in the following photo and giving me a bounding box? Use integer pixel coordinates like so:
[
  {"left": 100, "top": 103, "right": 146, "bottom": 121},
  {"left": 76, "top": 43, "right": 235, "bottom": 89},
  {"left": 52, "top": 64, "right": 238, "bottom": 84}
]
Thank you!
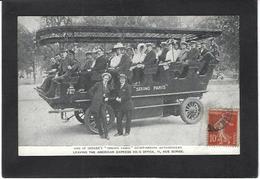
[
  {"left": 114, "top": 74, "right": 134, "bottom": 137},
  {"left": 88, "top": 72, "right": 112, "bottom": 140}
]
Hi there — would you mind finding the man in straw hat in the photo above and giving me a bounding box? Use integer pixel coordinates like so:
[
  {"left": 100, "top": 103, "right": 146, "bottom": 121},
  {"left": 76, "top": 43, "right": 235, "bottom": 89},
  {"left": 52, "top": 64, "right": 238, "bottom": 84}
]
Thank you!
[
  {"left": 88, "top": 72, "right": 112, "bottom": 140},
  {"left": 114, "top": 73, "right": 134, "bottom": 137}
]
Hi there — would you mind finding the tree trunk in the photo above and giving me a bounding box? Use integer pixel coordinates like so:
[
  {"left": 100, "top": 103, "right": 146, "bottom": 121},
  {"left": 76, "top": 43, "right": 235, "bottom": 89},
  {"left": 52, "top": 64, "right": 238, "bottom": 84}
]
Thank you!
[{"left": 32, "top": 58, "right": 36, "bottom": 84}]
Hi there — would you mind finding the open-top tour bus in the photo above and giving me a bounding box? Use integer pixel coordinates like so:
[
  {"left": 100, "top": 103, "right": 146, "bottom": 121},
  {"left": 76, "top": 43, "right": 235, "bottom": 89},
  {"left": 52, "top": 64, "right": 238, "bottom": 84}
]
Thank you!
[{"left": 35, "top": 25, "right": 222, "bottom": 134}]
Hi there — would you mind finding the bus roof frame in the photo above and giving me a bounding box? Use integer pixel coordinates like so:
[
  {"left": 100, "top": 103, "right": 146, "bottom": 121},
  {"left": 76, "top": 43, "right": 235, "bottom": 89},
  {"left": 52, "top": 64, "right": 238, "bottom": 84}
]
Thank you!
[{"left": 36, "top": 25, "right": 222, "bottom": 46}]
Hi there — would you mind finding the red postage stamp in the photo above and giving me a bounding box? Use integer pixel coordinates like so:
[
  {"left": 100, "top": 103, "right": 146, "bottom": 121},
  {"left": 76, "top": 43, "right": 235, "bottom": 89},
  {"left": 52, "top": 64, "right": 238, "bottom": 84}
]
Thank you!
[{"left": 208, "top": 109, "right": 239, "bottom": 146}]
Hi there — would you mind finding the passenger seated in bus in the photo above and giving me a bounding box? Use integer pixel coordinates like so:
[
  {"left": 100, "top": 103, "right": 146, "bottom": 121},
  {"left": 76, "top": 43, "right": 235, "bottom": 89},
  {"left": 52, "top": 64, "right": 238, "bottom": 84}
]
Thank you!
[
  {"left": 129, "top": 43, "right": 146, "bottom": 84},
  {"left": 143, "top": 43, "right": 157, "bottom": 84},
  {"left": 126, "top": 45, "right": 135, "bottom": 59},
  {"left": 187, "top": 41, "right": 200, "bottom": 62},
  {"left": 165, "top": 39, "right": 181, "bottom": 63},
  {"left": 209, "top": 37, "right": 220, "bottom": 57},
  {"left": 77, "top": 51, "right": 96, "bottom": 92},
  {"left": 109, "top": 43, "right": 132, "bottom": 89},
  {"left": 90, "top": 47, "right": 108, "bottom": 83},
  {"left": 178, "top": 41, "right": 191, "bottom": 78},
  {"left": 155, "top": 43, "right": 162, "bottom": 61},
  {"left": 45, "top": 50, "right": 80, "bottom": 98},
  {"left": 158, "top": 41, "right": 169, "bottom": 63},
  {"left": 186, "top": 42, "right": 192, "bottom": 51},
  {"left": 197, "top": 42, "right": 215, "bottom": 75},
  {"left": 37, "top": 53, "right": 61, "bottom": 93},
  {"left": 176, "top": 41, "right": 188, "bottom": 63},
  {"left": 199, "top": 42, "right": 209, "bottom": 57}
]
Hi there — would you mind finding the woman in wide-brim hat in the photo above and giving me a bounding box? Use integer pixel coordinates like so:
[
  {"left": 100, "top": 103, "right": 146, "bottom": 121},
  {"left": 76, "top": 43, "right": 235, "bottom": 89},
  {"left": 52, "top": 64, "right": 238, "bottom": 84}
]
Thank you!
[
  {"left": 113, "top": 42, "right": 125, "bottom": 49},
  {"left": 101, "top": 72, "right": 112, "bottom": 80}
]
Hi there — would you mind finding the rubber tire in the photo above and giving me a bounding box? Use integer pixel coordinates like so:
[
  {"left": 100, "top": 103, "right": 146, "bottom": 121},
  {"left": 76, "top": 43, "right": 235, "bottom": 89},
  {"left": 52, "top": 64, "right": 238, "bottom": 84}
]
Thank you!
[
  {"left": 74, "top": 110, "right": 85, "bottom": 124},
  {"left": 84, "top": 105, "right": 115, "bottom": 134},
  {"left": 180, "top": 97, "right": 204, "bottom": 124}
]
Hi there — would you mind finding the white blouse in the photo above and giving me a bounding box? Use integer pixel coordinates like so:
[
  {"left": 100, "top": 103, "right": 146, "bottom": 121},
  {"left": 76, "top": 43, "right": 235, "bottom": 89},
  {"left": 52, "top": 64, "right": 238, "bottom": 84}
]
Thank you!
[
  {"left": 110, "top": 54, "right": 123, "bottom": 68},
  {"left": 131, "top": 43, "right": 147, "bottom": 64},
  {"left": 166, "top": 49, "right": 181, "bottom": 62}
]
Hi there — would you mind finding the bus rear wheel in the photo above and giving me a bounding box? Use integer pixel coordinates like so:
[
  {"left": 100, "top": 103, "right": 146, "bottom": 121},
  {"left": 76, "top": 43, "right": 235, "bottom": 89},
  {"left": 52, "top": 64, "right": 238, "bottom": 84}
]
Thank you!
[
  {"left": 84, "top": 105, "right": 115, "bottom": 134},
  {"left": 74, "top": 110, "right": 85, "bottom": 124}
]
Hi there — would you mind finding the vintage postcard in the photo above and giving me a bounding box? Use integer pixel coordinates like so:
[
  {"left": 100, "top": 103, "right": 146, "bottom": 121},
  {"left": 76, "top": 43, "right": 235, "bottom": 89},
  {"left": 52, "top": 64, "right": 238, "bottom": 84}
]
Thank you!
[{"left": 17, "top": 16, "right": 240, "bottom": 156}]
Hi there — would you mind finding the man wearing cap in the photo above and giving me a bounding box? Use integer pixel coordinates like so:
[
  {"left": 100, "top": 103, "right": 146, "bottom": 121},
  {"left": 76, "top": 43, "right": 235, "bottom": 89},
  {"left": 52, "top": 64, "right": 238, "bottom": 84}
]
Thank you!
[
  {"left": 88, "top": 72, "right": 112, "bottom": 140},
  {"left": 90, "top": 47, "right": 108, "bottom": 82},
  {"left": 77, "top": 51, "right": 96, "bottom": 91},
  {"left": 143, "top": 43, "right": 157, "bottom": 84},
  {"left": 199, "top": 42, "right": 209, "bottom": 57},
  {"left": 198, "top": 42, "right": 215, "bottom": 74},
  {"left": 177, "top": 41, "right": 189, "bottom": 62},
  {"left": 114, "top": 73, "right": 134, "bottom": 136},
  {"left": 209, "top": 38, "right": 220, "bottom": 57},
  {"left": 46, "top": 50, "right": 80, "bottom": 97},
  {"left": 187, "top": 41, "right": 200, "bottom": 62},
  {"left": 158, "top": 41, "right": 169, "bottom": 63}
]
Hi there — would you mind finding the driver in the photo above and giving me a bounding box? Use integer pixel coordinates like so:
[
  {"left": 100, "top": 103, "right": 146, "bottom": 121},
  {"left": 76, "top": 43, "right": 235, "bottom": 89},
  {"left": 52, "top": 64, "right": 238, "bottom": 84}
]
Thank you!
[
  {"left": 37, "top": 53, "right": 61, "bottom": 93},
  {"left": 45, "top": 50, "right": 80, "bottom": 98}
]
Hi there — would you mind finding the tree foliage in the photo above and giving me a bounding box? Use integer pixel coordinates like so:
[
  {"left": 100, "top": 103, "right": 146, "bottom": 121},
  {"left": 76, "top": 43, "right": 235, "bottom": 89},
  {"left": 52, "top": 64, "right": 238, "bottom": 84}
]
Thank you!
[{"left": 17, "top": 23, "right": 34, "bottom": 71}]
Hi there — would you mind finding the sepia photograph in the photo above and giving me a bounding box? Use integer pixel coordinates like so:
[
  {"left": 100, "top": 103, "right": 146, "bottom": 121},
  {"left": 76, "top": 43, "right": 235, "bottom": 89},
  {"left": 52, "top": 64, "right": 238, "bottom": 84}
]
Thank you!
[{"left": 17, "top": 16, "right": 240, "bottom": 155}]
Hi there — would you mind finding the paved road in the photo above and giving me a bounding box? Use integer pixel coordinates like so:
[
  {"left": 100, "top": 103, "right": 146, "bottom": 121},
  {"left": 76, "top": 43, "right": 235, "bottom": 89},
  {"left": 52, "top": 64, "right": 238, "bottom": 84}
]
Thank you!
[{"left": 18, "top": 83, "right": 239, "bottom": 146}]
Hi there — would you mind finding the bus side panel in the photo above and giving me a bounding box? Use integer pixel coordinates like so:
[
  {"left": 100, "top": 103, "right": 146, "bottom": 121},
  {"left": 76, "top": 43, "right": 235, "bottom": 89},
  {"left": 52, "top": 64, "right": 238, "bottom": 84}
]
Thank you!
[{"left": 132, "top": 96, "right": 163, "bottom": 119}]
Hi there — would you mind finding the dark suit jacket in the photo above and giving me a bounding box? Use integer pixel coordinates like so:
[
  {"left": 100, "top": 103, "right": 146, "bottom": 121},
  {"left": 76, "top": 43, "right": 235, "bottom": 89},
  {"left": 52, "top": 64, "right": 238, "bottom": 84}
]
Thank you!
[
  {"left": 116, "top": 83, "right": 134, "bottom": 112},
  {"left": 115, "top": 54, "right": 132, "bottom": 77},
  {"left": 143, "top": 50, "right": 157, "bottom": 66},
  {"left": 187, "top": 48, "right": 200, "bottom": 61},
  {"left": 93, "top": 55, "right": 107, "bottom": 72},
  {"left": 91, "top": 55, "right": 107, "bottom": 81},
  {"left": 200, "top": 48, "right": 209, "bottom": 57},
  {"left": 143, "top": 50, "right": 157, "bottom": 75},
  {"left": 88, "top": 81, "right": 112, "bottom": 113},
  {"left": 158, "top": 48, "right": 169, "bottom": 62},
  {"left": 58, "top": 58, "right": 80, "bottom": 76},
  {"left": 81, "top": 60, "right": 94, "bottom": 71}
]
